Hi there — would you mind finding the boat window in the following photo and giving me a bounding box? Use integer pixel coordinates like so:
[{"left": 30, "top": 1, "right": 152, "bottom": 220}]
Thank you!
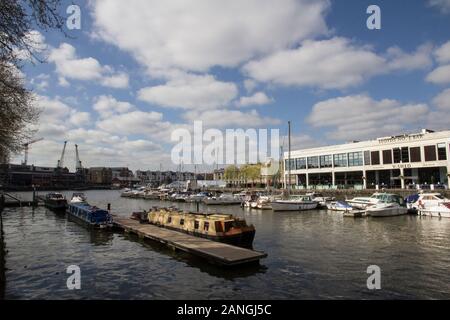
[
  {"left": 167, "top": 217, "right": 172, "bottom": 223},
  {"left": 180, "top": 219, "right": 184, "bottom": 226},
  {"left": 224, "top": 221, "right": 233, "bottom": 232},
  {"left": 434, "top": 195, "right": 444, "bottom": 200},
  {"left": 194, "top": 220, "right": 199, "bottom": 229},
  {"left": 204, "top": 222, "right": 209, "bottom": 231}
]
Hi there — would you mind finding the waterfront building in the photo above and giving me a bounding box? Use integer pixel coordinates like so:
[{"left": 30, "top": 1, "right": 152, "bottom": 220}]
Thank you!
[
  {"left": 136, "top": 170, "right": 196, "bottom": 186},
  {"left": 284, "top": 129, "right": 450, "bottom": 190},
  {"left": 88, "top": 167, "right": 113, "bottom": 185}
]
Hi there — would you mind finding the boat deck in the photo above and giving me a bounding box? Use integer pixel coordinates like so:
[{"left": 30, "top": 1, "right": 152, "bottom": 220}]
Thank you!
[{"left": 112, "top": 216, "right": 267, "bottom": 267}]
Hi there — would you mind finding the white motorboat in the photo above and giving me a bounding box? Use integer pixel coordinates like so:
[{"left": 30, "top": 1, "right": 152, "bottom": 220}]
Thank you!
[
  {"left": 203, "top": 194, "right": 242, "bottom": 205},
  {"left": 272, "top": 195, "right": 318, "bottom": 212},
  {"left": 255, "top": 196, "right": 272, "bottom": 210},
  {"left": 306, "top": 192, "right": 335, "bottom": 208},
  {"left": 418, "top": 202, "right": 450, "bottom": 218},
  {"left": 347, "top": 193, "right": 385, "bottom": 209},
  {"left": 70, "top": 192, "right": 87, "bottom": 204},
  {"left": 406, "top": 193, "right": 450, "bottom": 213},
  {"left": 327, "top": 201, "right": 353, "bottom": 212},
  {"left": 366, "top": 194, "right": 408, "bottom": 217},
  {"left": 186, "top": 192, "right": 213, "bottom": 203}
]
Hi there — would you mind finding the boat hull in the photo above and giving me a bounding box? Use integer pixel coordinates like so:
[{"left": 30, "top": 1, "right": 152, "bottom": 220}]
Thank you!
[
  {"left": 44, "top": 200, "right": 67, "bottom": 211},
  {"left": 367, "top": 207, "right": 408, "bottom": 217},
  {"left": 272, "top": 201, "right": 318, "bottom": 211}
]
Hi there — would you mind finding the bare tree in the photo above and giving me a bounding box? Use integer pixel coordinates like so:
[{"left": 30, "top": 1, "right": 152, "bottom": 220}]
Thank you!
[{"left": 0, "top": 0, "right": 64, "bottom": 162}]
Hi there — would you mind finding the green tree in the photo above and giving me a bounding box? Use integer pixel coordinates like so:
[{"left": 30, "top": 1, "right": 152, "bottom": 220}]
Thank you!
[{"left": 224, "top": 165, "right": 240, "bottom": 186}]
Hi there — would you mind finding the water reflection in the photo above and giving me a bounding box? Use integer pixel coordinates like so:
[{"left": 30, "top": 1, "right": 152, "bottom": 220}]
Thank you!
[{"left": 0, "top": 211, "right": 5, "bottom": 300}]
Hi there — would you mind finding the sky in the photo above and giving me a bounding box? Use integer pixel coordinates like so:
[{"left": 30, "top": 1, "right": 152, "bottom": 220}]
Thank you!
[{"left": 13, "top": 0, "right": 450, "bottom": 172}]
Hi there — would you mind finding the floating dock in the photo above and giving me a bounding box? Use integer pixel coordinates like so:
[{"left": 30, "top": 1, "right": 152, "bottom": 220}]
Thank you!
[{"left": 112, "top": 216, "right": 267, "bottom": 267}]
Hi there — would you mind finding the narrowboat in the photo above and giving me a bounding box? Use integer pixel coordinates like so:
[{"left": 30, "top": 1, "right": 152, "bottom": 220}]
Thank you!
[
  {"left": 44, "top": 193, "right": 67, "bottom": 211},
  {"left": 67, "top": 194, "right": 112, "bottom": 229},
  {"left": 145, "top": 207, "right": 256, "bottom": 248}
]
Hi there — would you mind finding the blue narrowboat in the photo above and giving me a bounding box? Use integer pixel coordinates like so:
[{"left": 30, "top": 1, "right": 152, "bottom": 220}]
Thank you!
[{"left": 67, "top": 194, "right": 112, "bottom": 229}]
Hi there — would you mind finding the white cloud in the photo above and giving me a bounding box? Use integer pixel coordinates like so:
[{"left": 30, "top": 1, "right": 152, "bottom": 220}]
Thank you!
[
  {"left": 93, "top": 95, "right": 134, "bottom": 118},
  {"left": 91, "top": 0, "right": 330, "bottom": 77},
  {"left": 69, "top": 112, "right": 91, "bottom": 126},
  {"left": 243, "top": 79, "right": 258, "bottom": 93},
  {"left": 386, "top": 43, "right": 433, "bottom": 71},
  {"left": 183, "top": 109, "right": 281, "bottom": 128},
  {"left": 49, "top": 43, "right": 129, "bottom": 88},
  {"left": 434, "top": 41, "right": 450, "bottom": 64},
  {"left": 237, "top": 92, "right": 273, "bottom": 107},
  {"left": 243, "top": 37, "right": 386, "bottom": 89},
  {"left": 428, "top": 0, "right": 450, "bottom": 14},
  {"left": 96, "top": 111, "right": 165, "bottom": 135},
  {"left": 138, "top": 74, "right": 238, "bottom": 109},
  {"left": 307, "top": 95, "right": 430, "bottom": 141},
  {"left": 426, "top": 64, "right": 450, "bottom": 84},
  {"left": 432, "top": 88, "right": 450, "bottom": 109}
]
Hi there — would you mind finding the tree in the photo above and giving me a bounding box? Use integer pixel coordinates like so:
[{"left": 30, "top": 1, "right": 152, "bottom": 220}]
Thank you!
[
  {"left": 0, "top": 0, "right": 64, "bottom": 163},
  {"left": 224, "top": 165, "right": 240, "bottom": 186},
  {"left": 241, "top": 163, "right": 262, "bottom": 187}
]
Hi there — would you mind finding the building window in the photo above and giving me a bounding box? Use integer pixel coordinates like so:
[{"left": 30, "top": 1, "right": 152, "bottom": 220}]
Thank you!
[
  {"left": 285, "top": 159, "right": 296, "bottom": 171},
  {"left": 204, "top": 221, "right": 209, "bottom": 231},
  {"left": 410, "top": 147, "right": 421, "bottom": 162},
  {"left": 194, "top": 220, "right": 199, "bottom": 229},
  {"left": 371, "top": 151, "right": 380, "bottom": 165},
  {"left": 383, "top": 150, "right": 393, "bottom": 164},
  {"left": 320, "top": 155, "right": 332, "bottom": 168},
  {"left": 348, "top": 152, "right": 363, "bottom": 167},
  {"left": 424, "top": 145, "right": 437, "bottom": 161},
  {"left": 307, "top": 156, "right": 319, "bottom": 169},
  {"left": 180, "top": 219, "right": 184, "bottom": 226},
  {"left": 168, "top": 217, "right": 172, "bottom": 223},
  {"left": 393, "top": 148, "right": 401, "bottom": 163},
  {"left": 401, "top": 147, "right": 409, "bottom": 163},
  {"left": 437, "top": 143, "right": 447, "bottom": 161},
  {"left": 296, "top": 158, "right": 306, "bottom": 170},
  {"left": 334, "top": 153, "right": 348, "bottom": 167},
  {"left": 364, "top": 151, "right": 371, "bottom": 166}
]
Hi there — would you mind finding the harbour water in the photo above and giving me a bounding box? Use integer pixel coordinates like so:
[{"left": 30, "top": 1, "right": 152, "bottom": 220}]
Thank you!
[{"left": 1, "top": 190, "right": 450, "bottom": 299}]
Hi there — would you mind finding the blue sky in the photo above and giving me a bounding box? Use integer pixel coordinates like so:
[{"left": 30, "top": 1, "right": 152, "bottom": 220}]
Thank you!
[{"left": 15, "top": 0, "right": 450, "bottom": 171}]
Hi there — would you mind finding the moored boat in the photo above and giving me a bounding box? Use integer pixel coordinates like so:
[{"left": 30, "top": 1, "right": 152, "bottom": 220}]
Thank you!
[
  {"left": 365, "top": 194, "right": 407, "bottom": 217},
  {"left": 146, "top": 207, "right": 255, "bottom": 248},
  {"left": 418, "top": 202, "right": 450, "bottom": 218},
  {"left": 67, "top": 194, "right": 113, "bottom": 228},
  {"left": 271, "top": 195, "right": 318, "bottom": 212},
  {"left": 347, "top": 193, "right": 384, "bottom": 209},
  {"left": 327, "top": 200, "right": 353, "bottom": 212},
  {"left": 203, "top": 194, "right": 242, "bottom": 205},
  {"left": 406, "top": 192, "right": 450, "bottom": 214},
  {"left": 306, "top": 192, "right": 335, "bottom": 208},
  {"left": 44, "top": 192, "right": 67, "bottom": 211}
]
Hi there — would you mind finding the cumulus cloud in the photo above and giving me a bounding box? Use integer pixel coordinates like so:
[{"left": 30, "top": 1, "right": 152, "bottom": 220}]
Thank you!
[
  {"left": 183, "top": 109, "right": 281, "bottom": 128},
  {"left": 426, "top": 64, "right": 450, "bottom": 84},
  {"left": 91, "top": 0, "right": 330, "bottom": 77},
  {"left": 237, "top": 92, "right": 273, "bottom": 107},
  {"left": 432, "top": 88, "right": 450, "bottom": 109},
  {"left": 434, "top": 41, "right": 450, "bottom": 64},
  {"left": 138, "top": 74, "right": 238, "bottom": 109},
  {"left": 93, "top": 95, "right": 134, "bottom": 118},
  {"left": 386, "top": 43, "right": 433, "bottom": 71},
  {"left": 243, "top": 37, "right": 386, "bottom": 89},
  {"left": 307, "top": 95, "right": 430, "bottom": 141},
  {"left": 49, "top": 43, "right": 129, "bottom": 88},
  {"left": 428, "top": 0, "right": 450, "bottom": 14},
  {"left": 69, "top": 112, "right": 91, "bottom": 127}
]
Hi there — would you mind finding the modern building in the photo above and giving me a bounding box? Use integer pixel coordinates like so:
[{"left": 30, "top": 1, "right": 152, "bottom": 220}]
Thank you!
[
  {"left": 284, "top": 129, "right": 450, "bottom": 190},
  {"left": 136, "top": 170, "right": 196, "bottom": 186}
]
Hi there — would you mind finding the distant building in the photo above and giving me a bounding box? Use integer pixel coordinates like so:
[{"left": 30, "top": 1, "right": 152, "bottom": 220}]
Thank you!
[
  {"left": 213, "top": 168, "right": 225, "bottom": 181},
  {"left": 136, "top": 170, "right": 196, "bottom": 186},
  {"left": 284, "top": 129, "right": 450, "bottom": 190},
  {"left": 88, "top": 167, "right": 112, "bottom": 185}
]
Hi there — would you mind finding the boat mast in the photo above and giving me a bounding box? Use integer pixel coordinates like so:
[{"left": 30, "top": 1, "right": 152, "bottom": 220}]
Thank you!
[{"left": 288, "top": 121, "right": 291, "bottom": 194}]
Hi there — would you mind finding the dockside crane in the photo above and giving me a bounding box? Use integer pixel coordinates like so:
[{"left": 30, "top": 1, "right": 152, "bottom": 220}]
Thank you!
[
  {"left": 75, "top": 144, "right": 83, "bottom": 171},
  {"left": 57, "top": 141, "right": 67, "bottom": 169},
  {"left": 22, "top": 138, "right": 44, "bottom": 165}
]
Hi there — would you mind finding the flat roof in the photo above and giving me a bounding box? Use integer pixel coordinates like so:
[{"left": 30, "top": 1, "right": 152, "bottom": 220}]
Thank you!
[{"left": 285, "top": 129, "right": 450, "bottom": 157}]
